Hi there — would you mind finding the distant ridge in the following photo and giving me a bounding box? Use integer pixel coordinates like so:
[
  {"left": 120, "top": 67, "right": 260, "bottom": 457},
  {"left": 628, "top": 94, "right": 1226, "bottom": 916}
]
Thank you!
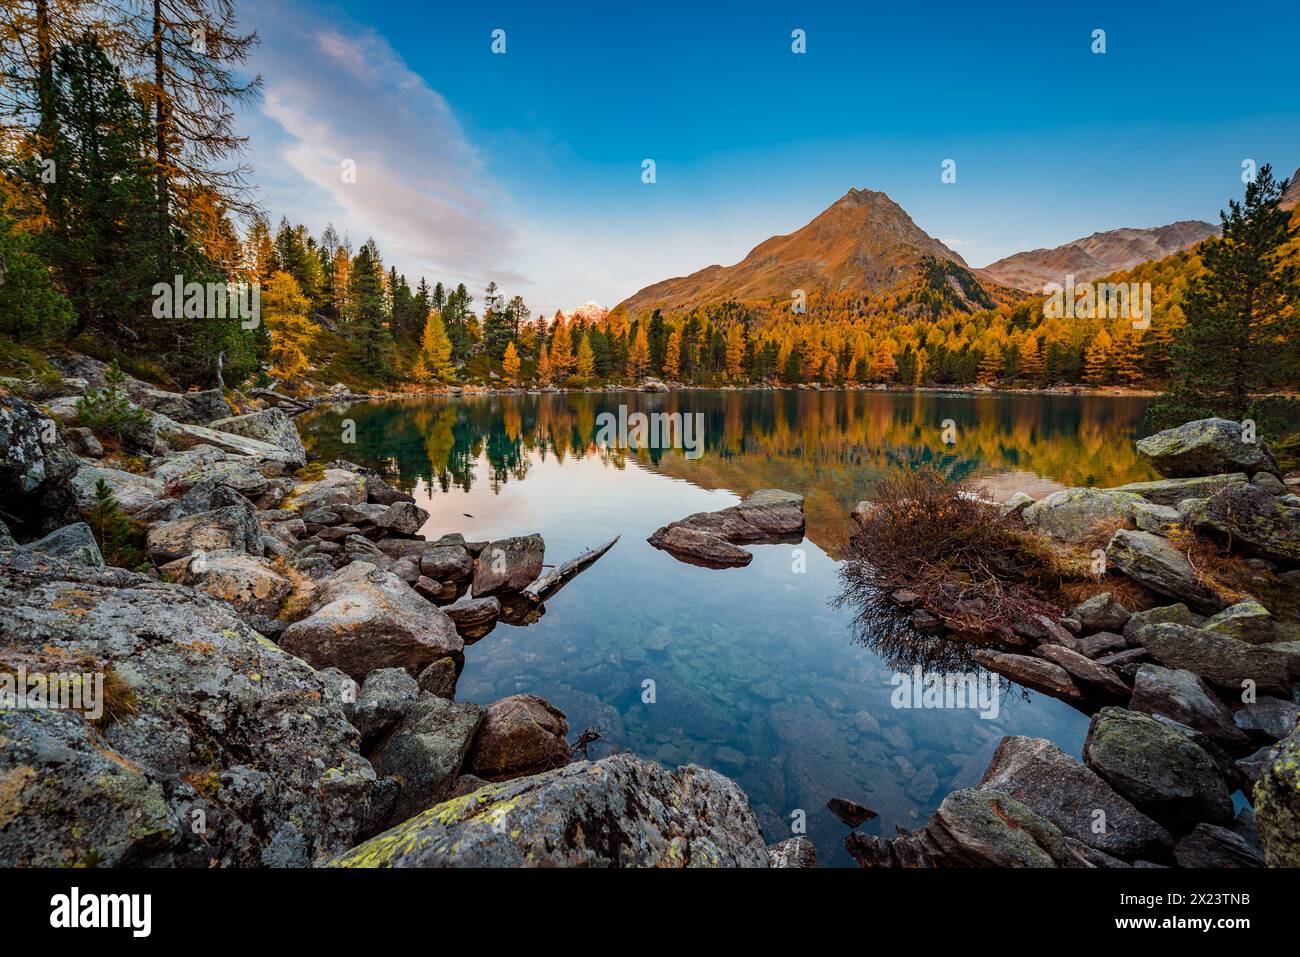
[{"left": 978, "top": 221, "right": 1219, "bottom": 293}]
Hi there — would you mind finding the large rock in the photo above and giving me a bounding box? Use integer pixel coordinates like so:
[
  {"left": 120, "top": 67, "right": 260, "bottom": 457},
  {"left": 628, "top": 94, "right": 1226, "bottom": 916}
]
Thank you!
[
  {"left": 730, "top": 489, "right": 806, "bottom": 538},
  {"left": 978, "top": 736, "right": 1173, "bottom": 860},
  {"left": 0, "top": 549, "right": 376, "bottom": 867},
  {"left": 20, "top": 522, "right": 104, "bottom": 568},
  {"left": 1182, "top": 482, "right": 1300, "bottom": 564},
  {"left": 1234, "top": 697, "right": 1300, "bottom": 744},
  {"left": 291, "top": 468, "right": 368, "bottom": 513},
  {"left": 847, "top": 788, "right": 1087, "bottom": 868},
  {"left": 1032, "top": 643, "right": 1131, "bottom": 699},
  {"left": 145, "top": 503, "right": 264, "bottom": 563},
  {"left": 1128, "top": 665, "right": 1253, "bottom": 753},
  {"left": 1070, "top": 592, "right": 1132, "bottom": 633},
  {"left": 1133, "top": 622, "right": 1293, "bottom": 696},
  {"left": 465, "top": 694, "right": 571, "bottom": 781},
  {"left": 168, "top": 549, "right": 294, "bottom": 623},
  {"left": 471, "top": 534, "right": 545, "bottom": 597},
  {"left": 69, "top": 465, "right": 163, "bottom": 515},
  {"left": 370, "top": 693, "right": 485, "bottom": 826},
  {"left": 1105, "top": 529, "right": 1228, "bottom": 611},
  {"left": 441, "top": 594, "right": 501, "bottom": 641},
  {"left": 137, "top": 387, "right": 232, "bottom": 425},
  {"left": 161, "top": 420, "right": 300, "bottom": 464},
  {"left": 1083, "top": 707, "right": 1234, "bottom": 830},
  {"left": 349, "top": 668, "right": 419, "bottom": 740},
  {"left": 209, "top": 408, "right": 306, "bottom": 468},
  {"left": 420, "top": 543, "right": 473, "bottom": 582},
  {"left": 373, "top": 501, "right": 429, "bottom": 536},
  {"left": 0, "top": 396, "right": 79, "bottom": 535},
  {"left": 1254, "top": 724, "right": 1300, "bottom": 867},
  {"left": 1109, "top": 473, "right": 1249, "bottom": 507},
  {"left": 1173, "top": 823, "right": 1265, "bottom": 868},
  {"left": 1203, "top": 600, "right": 1275, "bottom": 645},
  {"left": 279, "top": 561, "right": 463, "bottom": 681},
  {"left": 1022, "top": 487, "right": 1143, "bottom": 543},
  {"left": 1137, "top": 419, "right": 1280, "bottom": 478},
  {"left": 1123, "top": 603, "right": 1202, "bottom": 639},
  {"left": 648, "top": 524, "right": 753, "bottom": 568},
  {"left": 328, "top": 754, "right": 769, "bottom": 868},
  {"left": 972, "top": 648, "right": 1082, "bottom": 704}
]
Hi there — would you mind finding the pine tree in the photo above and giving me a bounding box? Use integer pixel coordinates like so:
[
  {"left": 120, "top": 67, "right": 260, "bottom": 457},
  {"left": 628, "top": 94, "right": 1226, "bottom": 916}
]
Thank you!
[
  {"left": 348, "top": 238, "right": 389, "bottom": 376},
  {"left": 1151, "top": 164, "right": 1299, "bottom": 425}
]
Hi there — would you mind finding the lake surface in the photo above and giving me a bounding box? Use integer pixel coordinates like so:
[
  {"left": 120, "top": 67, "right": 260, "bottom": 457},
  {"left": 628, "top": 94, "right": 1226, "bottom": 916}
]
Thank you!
[{"left": 300, "top": 389, "right": 1156, "bottom": 866}]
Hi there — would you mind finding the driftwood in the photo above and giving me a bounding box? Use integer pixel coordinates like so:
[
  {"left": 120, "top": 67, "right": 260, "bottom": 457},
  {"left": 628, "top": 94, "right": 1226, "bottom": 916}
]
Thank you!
[
  {"left": 250, "top": 386, "right": 313, "bottom": 414},
  {"left": 522, "top": 536, "right": 619, "bottom": 605}
]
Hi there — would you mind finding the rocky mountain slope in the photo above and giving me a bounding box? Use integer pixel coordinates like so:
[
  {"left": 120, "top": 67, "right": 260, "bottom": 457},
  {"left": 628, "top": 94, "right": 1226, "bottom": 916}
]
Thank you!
[
  {"left": 979, "top": 221, "right": 1219, "bottom": 292},
  {"left": 617, "top": 188, "right": 1001, "bottom": 318}
]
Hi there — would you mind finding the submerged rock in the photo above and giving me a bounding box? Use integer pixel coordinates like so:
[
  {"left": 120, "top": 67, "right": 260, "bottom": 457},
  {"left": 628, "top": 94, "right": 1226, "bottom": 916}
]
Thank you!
[
  {"left": 328, "top": 754, "right": 769, "bottom": 868},
  {"left": 827, "top": 797, "right": 877, "bottom": 827}
]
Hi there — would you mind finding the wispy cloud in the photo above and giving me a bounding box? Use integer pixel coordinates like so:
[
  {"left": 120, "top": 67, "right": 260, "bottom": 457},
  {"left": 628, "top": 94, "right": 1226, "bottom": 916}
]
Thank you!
[{"left": 245, "top": 3, "right": 520, "bottom": 289}]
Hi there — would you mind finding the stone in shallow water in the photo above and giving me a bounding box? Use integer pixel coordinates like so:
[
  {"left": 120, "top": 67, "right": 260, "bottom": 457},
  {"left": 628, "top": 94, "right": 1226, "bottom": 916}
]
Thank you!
[
  {"left": 827, "top": 797, "right": 877, "bottom": 827},
  {"left": 464, "top": 693, "right": 571, "bottom": 782},
  {"left": 471, "top": 533, "right": 545, "bottom": 596}
]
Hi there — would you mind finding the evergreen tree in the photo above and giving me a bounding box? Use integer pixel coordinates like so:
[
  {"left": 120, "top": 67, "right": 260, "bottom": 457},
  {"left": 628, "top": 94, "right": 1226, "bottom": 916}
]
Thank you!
[
  {"left": 1151, "top": 165, "right": 1299, "bottom": 425},
  {"left": 348, "top": 238, "right": 389, "bottom": 375}
]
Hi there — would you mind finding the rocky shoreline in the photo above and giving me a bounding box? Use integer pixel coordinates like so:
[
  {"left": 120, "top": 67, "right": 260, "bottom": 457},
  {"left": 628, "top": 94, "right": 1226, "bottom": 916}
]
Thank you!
[
  {"left": 2, "top": 355, "right": 1297, "bottom": 868},
  {"left": 844, "top": 417, "right": 1300, "bottom": 868}
]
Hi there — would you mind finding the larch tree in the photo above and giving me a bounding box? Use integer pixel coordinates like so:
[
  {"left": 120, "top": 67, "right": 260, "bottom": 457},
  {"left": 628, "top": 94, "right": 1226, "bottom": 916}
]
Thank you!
[
  {"left": 575, "top": 332, "right": 595, "bottom": 381},
  {"left": 501, "top": 340, "right": 520, "bottom": 383},
  {"left": 263, "top": 269, "right": 318, "bottom": 380}
]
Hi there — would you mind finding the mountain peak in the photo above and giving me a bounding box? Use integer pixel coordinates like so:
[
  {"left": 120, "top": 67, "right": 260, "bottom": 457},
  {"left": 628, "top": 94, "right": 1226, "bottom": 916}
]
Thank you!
[{"left": 615, "top": 188, "right": 985, "bottom": 318}]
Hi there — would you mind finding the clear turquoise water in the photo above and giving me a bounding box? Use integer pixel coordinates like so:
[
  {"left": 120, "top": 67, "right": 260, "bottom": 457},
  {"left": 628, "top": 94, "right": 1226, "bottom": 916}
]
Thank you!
[{"left": 299, "top": 389, "right": 1156, "bottom": 866}]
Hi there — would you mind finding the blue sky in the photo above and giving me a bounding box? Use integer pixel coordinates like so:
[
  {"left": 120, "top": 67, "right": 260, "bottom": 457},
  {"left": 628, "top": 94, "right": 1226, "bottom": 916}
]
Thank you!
[{"left": 241, "top": 0, "right": 1300, "bottom": 315}]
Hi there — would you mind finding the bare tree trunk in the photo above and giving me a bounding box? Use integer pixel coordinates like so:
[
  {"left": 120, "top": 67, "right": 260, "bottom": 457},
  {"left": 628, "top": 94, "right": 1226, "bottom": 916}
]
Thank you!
[{"left": 152, "top": 0, "right": 169, "bottom": 255}]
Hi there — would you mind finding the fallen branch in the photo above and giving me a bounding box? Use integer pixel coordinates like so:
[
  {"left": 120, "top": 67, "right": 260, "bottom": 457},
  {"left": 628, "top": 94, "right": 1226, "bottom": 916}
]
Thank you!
[
  {"left": 523, "top": 536, "right": 619, "bottom": 604},
  {"left": 250, "top": 387, "right": 313, "bottom": 413}
]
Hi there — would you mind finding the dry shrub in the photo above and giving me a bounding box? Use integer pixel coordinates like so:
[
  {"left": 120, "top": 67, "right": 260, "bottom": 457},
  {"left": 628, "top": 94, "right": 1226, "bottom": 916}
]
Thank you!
[{"left": 837, "top": 467, "right": 1065, "bottom": 642}]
